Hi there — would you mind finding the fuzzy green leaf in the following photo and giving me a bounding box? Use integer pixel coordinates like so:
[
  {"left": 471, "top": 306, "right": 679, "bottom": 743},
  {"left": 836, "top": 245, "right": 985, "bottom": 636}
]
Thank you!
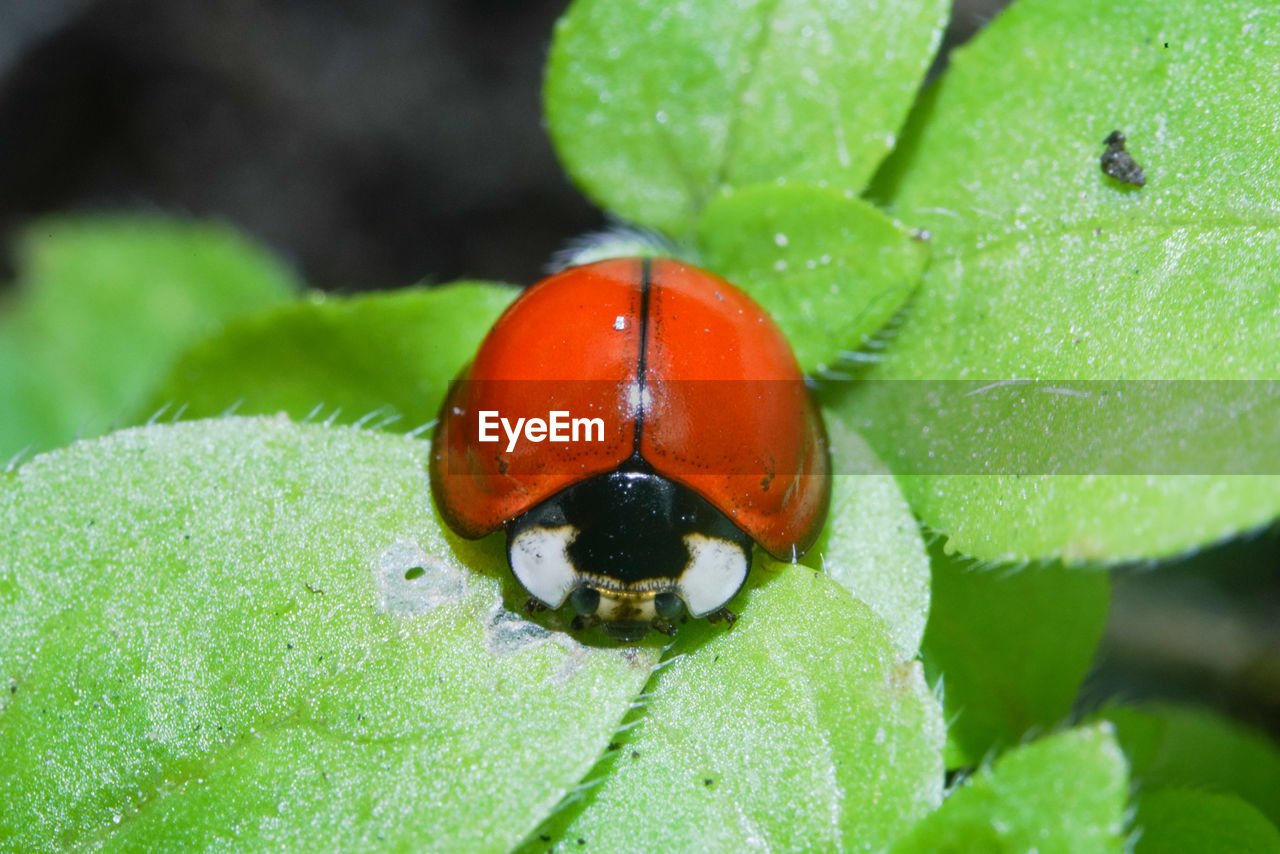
[
  {"left": 891, "top": 725, "right": 1130, "bottom": 853},
  {"left": 884, "top": 1, "right": 1280, "bottom": 254},
  {"left": 831, "top": 0, "right": 1280, "bottom": 562},
  {"left": 1134, "top": 789, "right": 1280, "bottom": 854},
  {"left": 521, "top": 564, "right": 945, "bottom": 852},
  {"left": 801, "top": 415, "right": 931, "bottom": 658},
  {"left": 922, "top": 548, "right": 1110, "bottom": 768},
  {"left": 0, "top": 419, "right": 658, "bottom": 852},
  {"left": 142, "top": 283, "right": 516, "bottom": 430},
  {"left": 0, "top": 217, "right": 299, "bottom": 460},
  {"left": 545, "top": 0, "right": 948, "bottom": 235},
  {"left": 698, "top": 183, "right": 927, "bottom": 374},
  {"left": 1099, "top": 704, "right": 1280, "bottom": 827}
]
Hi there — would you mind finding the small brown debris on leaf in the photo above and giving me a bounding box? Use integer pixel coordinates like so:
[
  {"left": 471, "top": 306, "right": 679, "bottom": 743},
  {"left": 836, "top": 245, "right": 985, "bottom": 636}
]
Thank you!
[{"left": 1100, "top": 130, "right": 1146, "bottom": 187}]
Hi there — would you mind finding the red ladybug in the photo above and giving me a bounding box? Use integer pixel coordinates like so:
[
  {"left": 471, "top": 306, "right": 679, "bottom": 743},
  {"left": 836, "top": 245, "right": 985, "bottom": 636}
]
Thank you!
[{"left": 431, "top": 257, "right": 829, "bottom": 641}]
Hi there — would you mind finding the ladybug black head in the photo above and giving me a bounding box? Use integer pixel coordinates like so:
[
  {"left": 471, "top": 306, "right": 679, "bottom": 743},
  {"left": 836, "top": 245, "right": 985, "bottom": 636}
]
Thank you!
[{"left": 506, "top": 469, "right": 753, "bottom": 640}]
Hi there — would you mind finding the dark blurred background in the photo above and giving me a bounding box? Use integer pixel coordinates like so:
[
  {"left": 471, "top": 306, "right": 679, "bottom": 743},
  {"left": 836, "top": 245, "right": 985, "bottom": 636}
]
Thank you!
[
  {"left": 0, "top": 0, "right": 597, "bottom": 290},
  {"left": 0, "top": 0, "right": 1005, "bottom": 291},
  {"left": 2, "top": 0, "right": 1275, "bottom": 734}
]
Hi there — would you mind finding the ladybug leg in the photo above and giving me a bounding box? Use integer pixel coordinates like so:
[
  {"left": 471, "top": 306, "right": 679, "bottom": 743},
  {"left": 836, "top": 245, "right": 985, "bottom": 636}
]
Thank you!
[
  {"left": 523, "top": 596, "right": 550, "bottom": 614},
  {"left": 651, "top": 617, "right": 678, "bottom": 637},
  {"left": 571, "top": 614, "right": 601, "bottom": 632},
  {"left": 705, "top": 607, "right": 738, "bottom": 626}
]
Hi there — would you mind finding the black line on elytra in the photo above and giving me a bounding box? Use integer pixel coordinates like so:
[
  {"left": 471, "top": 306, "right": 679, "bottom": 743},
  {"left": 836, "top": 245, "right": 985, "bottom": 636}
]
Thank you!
[{"left": 631, "top": 257, "right": 653, "bottom": 458}]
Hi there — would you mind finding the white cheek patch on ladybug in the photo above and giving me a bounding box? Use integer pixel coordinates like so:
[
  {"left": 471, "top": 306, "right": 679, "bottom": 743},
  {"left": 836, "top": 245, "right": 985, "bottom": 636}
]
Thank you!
[
  {"left": 677, "top": 533, "right": 750, "bottom": 617},
  {"left": 508, "top": 525, "right": 579, "bottom": 609}
]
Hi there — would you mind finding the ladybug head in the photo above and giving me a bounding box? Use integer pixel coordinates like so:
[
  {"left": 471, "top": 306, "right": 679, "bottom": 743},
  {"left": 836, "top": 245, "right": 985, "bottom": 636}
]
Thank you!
[{"left": 506, "top": 468, "right": 753, "bottom": 640}]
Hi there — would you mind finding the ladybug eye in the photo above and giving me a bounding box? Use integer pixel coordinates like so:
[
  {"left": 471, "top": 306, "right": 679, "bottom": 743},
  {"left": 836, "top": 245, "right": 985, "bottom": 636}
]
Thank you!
[
  {"left": 654, "top": 591, "right": 684, "bottom": 620},
  {"left": 569, "top": 586, "right": 600, "bottom": 616}
]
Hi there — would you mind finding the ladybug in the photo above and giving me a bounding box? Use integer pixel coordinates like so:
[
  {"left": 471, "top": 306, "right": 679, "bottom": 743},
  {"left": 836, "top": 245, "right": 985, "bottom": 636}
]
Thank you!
[{"left": 430, "top": 257, "right": 829, "bottom": 641}]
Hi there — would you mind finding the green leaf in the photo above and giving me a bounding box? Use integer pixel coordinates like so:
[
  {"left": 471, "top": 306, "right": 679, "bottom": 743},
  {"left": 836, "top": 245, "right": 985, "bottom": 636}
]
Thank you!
[
  {"left": 142, "top": 283, "right": 517, "bottom": 430},
  {"left": 698, "top": 183, "right": 927, "bottom": 374},
  {"left": 800, "top": 414, "right": 931, "bottom": 658},
  {"left": 891, "top": 724, "right": 1130, "bottom": 853},
  {"left": 830, "top": 0, "right": 1280, "bottom": 562},
  {"left": 0, "top": 217, "right": 300, "bottom": 461},
  {"left": 545, "top": 0, "right": 949, "bottom": 235},
  {"left": 521, "top": 563, "right": 945, "bottom": 852},
  {"left": 1098, "top": 704, "right": 1280, "bottom": 827},
  {"left": 921, "top": 548, "right": 1110, "bottom": 768},
  {"left": 884, "top": 0, "right": 1280, "bottom": 255},
  {"left": 1134, "top": 789, "right": 1280, "bottom": 854},
  {"left": 0, "top": 418, "right": 658, "bottom": 852}
]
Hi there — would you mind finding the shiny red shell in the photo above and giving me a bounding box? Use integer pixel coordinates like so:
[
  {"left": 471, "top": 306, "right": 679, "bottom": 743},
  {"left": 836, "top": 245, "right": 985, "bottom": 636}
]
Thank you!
[{"left": 430, "top": 257, "right": 830, "bottom": 560}]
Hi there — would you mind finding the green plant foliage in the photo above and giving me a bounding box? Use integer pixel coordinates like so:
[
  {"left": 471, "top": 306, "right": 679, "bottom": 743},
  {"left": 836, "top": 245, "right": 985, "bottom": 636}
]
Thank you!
[
  {"left": 0, "top": 217, "right": 299, "bottom": 460},
  {"left": 2, "top": 0, "right": 1274, "bottom": 845},
  {"left": 545, "top": 0, "right": 949, "bottom": 236},
  {"left": 0, "top": 416, "right": 949, "bottom": 852},
  {"left": 801, "top": 415, "right": 931, "bottom": 658},
  {"left": 921, "top": 548, "right": 1110, "bottom": 768},
  {"left": 521, "top": 563, "right": 945, "bottom": 853},
  {"left": 885, "top": 1, "right": 1280, "bottom": 253},
  {"left": 142, "top": 283, "right": 516, "bottom": 431},
  {"left": 1133, "top": 789, "right": 1280, "bottom": 854},
  {"left": 891, "top": 725, "right": 1130, "bottom": 853},
  {"left": 830, "top": 0, "right": 1280, "bottom": 562},
  {"left": 698, "top": 183, "right": 927, "bottom": 374},
  {"left": 1099, "top": 704, "right": 1280, "bottom": 826},
  {"left": 0, "top": 419, "right": 660, "bottom": 852}
]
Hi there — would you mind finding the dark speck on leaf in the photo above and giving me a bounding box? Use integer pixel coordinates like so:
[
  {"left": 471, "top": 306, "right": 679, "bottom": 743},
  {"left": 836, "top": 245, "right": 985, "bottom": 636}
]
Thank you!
[
  {"left": 607, "top": 741, "right": 621, "bottom": 751},
  {"left": 577, "top": 838, "right": 586, "bottom": 846},
  {"left": 704, "top": 777, "right": 714, "bottom": 787},
  {"left": 631, "top": 750, "right": 640, "bottom": 759},
  {"left": 1100, "top": 130, "right": 1146, "bottom": 187},
  {"left": 539, "top": 834, "right": 550, "bottom": 842}
]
